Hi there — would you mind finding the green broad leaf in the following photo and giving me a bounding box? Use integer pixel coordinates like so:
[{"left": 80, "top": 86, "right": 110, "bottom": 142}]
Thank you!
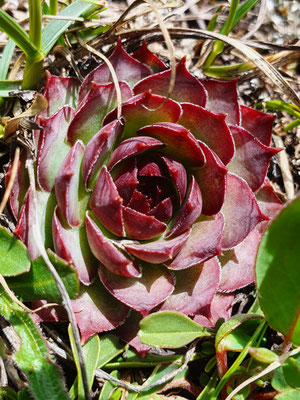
[
  {"left": 0, "top": 227, "right": 30, "bottom": 276},
  {"left": 0, "top": 290, "right": 68, "bottom": 399},
  {"left": 217, "top": 318, "right": 263, "bottom": 353},
  {"left": 69, "top": 331, "right": 100, "bottom": 400},
  {"left": 41, "top": 1, "right": 100, "bottom": 56},
  {"left": 215, "top": 314, "right": 263, "bottom": 351},
  {"left": 275, "top": 390, "right": 300, "bottom": 400},
  {"left": 98, "top": 370, "right": 121, "bottom": 400},
  {"left": 6, "top": 249, "right": 79, "bottom": 302},
  {"left": 0, "top": 39, "right": 16, "bottom": 80},
  {"left": 97, "top": 334, "right": 126, "bottom": 368},
  {"left": 139, "top": 311, "right": 212, "bottom": 348},
  {"left": 137, "top": 364, "right": 188, "bottom": 399},
  {"left": 282, "top": 351, "right": 300, "bottom": 389},
  {"left": 256, "top": 196, "right": 300, "bottom": 345},
  {"left": 17, "top": 388, "right": 33, "bottom": 400}
]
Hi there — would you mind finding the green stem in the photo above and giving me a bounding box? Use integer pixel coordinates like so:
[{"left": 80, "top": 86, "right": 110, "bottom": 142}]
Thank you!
[
  {"left": 21, "top": 59, "right": 43, "bottom": 89},
  {"left": 0, "top": 9, "right": 39, "bottom": 59},
  {"left": 210, "top": 320, "right": 267, "bottom": 400},
  {"left": 50, "top": 0, "right": 58, "bottom": 15},
  {"left": 28, "top": 0, "right": 42, "bottom": 51},
  {"left": 203, "top": 0, "right": 240, "bottom": 69}
]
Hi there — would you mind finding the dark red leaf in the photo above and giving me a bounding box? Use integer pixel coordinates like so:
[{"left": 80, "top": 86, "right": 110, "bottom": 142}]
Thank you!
[
  {"left": 134, "top": 58, "right": 207, "bottom": 106},
  {"left": 221, "top": 173, "right": 268, "bottom": 249},
  {"left": 124, "top": 230, "right": 190, "bottom": 264},
  {"left": 138, "top": 123, "right": 205, "bottom": 167},
  {"left": 166, "top": 176, "right": 202, "bottom": 238},
  {"left": 133, "top": 40, "right": 167, "bottom": 73},
  {"left": 90, "top": 166, "right": 125, "bottom": 237},
  {"left": 99, "top": 264, "right": 174, "bottom": 317},
  {"left": 200, "top": 78, "right": 240, "bottom": 125},
  {"left": 170, "top": 213, "right": 224, "bottom": 270},
  {"left": 240, "top": 105, "right": 274, "bottom": 146},
  {"left": 179, "top": 103, "right": 235, "bottom": 165},
  {"left": 78, "top": 39, "right": 151, "bottom": 103},
  {"left": 72, "top": 279, "right": 129, "bottom": 343},
  {"left": 85, "top": 212, "right": 141, "bottom": 278},
  {"left": 123, "top": 206, "right": 166, "bottom": 240}
]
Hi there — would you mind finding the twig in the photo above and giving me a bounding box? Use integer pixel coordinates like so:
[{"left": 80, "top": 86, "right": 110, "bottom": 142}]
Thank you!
[
  {"left": 26, "top": 157, "right": 91, "bottom": 400},
  {"left": 76, "top": 37, "right": 122, "bottom": 120},
  {"left": 95, "top": 339, "right": 199, "bottom": 393},
  {"left": 225, "top": 347, "right": 300, "bottom": 400},
  {"left": 272, "top": 135, "right": 295, "bottom": 200},
  {"left": 0, "top": 147, "right": 20, "bottom": 216}
]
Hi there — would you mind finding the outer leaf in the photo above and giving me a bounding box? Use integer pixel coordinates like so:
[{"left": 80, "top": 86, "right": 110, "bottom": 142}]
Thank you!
[
  {"left": 98, "top": 370, "right": 121, "bottom": 400},
  {"left": 0, "top": 227, "right": 30, "bottom": 276},
  {"left": 0, "top": 39, "right": 16, "bottom": 80},
  {"left": 256, "top": 196, "right": 300, "bottom": 345},
  {"left": 0, "top": 80, "right": 21, "bottom": 97},
  {"left": 97, "top": 334, "right": 126, "bottom": 368},
  {"left": 68, "top": 329, "right": 100, "bottom": 400},
  {"left": 6, "top": 249, "right": 79, "bottom": 302},
  {"left": 41, "top": 1, "right": 97, "bottom": 55},
  {"left": 139, "top": 311, "right": 212, "bottom": 348},
  {"left": 0, "top": 290, "right": 68, "bottom": 399}
]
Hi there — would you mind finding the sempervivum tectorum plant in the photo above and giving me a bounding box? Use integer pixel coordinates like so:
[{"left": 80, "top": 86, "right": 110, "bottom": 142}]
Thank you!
[{"left": 9, "top": 40, "right": 283, "bottom": 351}]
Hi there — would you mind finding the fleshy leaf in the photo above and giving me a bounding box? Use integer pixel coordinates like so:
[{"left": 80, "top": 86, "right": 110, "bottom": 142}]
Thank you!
[
  {"left": 255, "top": 179, "right": 283, "bottom": 235},
  {"left": 194, "top": 292, "right": 234, "bottom": 328},
  {"left": 241, "top": 105, "right": 274, "bottom": 146},
  {"left": 170, "top": 213, "right": 224, "bottom": 270},
  {"left": 192, "top": 142, "right": 227, "bottom": 216},
  {"left": 7, "top": 249, "right": 79, "bottom": 302},
  {"left": 227, "top": 125, "right": 280, "bottom": 192},
  {"left": 78, "top": 39, "right": 151, "bottom": 103},
  {"left": 40, "top": 71, "right": 80, "bottom": 118},
  {"left": 85, "top": 212, "right": 141, "bottom": 278},
  {"left": 90, "top": 166, "right": 125, "bottom": 237},
  {"left": 166, "top": 176, "right": 202, "bottom": 238},
  {"left": 179, "top": 103, "right": 235, "bottom": 165},
  {"left": 221, "top": 173, "right": 267, "bottom": 249},
  {"left": 15, "top": 189, "right": 56, "bottom": 260},
  {"left": 159, "top": 258, "right": 220, "bottom": 315},
  {"left": 113, "top": 158, "right": 138, "bottom": 205},
  {"left": 139, "top": 311, "right": 212, "bottom": 348},
  {"left": 134, "top": 58, "right": 207, "bottom": 106},
  {"left": 55, "top": 140, "right": 87, "bottom": 227},
  {"left": 125, "top": 230, "right": 189, "bottom": 264},
  {"left": 6, "top": 148, "right": 28, "bottom": 219},
  {"left": 103, "top": 92, "right": 182, "bottom": 139},
  {"left": 200, "top": 78, "right": 240, "bottom": 125},
  {"left": 72, "top": 279, "right": 129, "bottom": 343},
  {"left": 256, "top": 196, "right": 300, "bottom": 345},
  {"left": 37, "top": 106, "right": 73, "bottom": 191},
  {"left": 0, "top": 227, "right": 30, "bottom": 276},
  {"left": 161, "top": 156, "right": 187, "bottom": 204},
  {"left": 138, "top": 122, "right": 205, "bottom": 167},
  {"left": 52, "top": 207, "right": 97, "bottom": 285},
  {"left": 107, "top": 136, "right": 164, "bottom": 171},
  {"left": 68, "top": 82, "right": 132, "bottom": 145},
  {"left": 99, "top": 264, "right": 174, "bottom": 316},
  {"left": 115, "top": 310, "right": 150, "bottom": 358},
  {"left": 82, "top": 119, "right": 124, "bottom": 188},
  {"left": 123, "top": 206, "right": 167, "bottom": 240},
  {"left": 133, "top": 41, "right": 167, "bottom": 73},
  {"left": 219, "top": 229, "right": 260, "bottom": 291}
]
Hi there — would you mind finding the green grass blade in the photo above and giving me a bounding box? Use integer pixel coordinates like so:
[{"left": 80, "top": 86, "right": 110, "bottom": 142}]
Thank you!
[
  {"left": 0, "top": 9, "right": 39, "bottom": 59},
  {"left": 0, "top": 80, "right": 21, "bottom": 97},
  {"left": 0, "top": 290, "right": 69, "bottom": 399},
  {"left": 0, "top": 39, "right": 15, "bottom": 80},
  {"left": 228, "top": 0, "right": 260, "bottom": 32},
  {"left": 41, "top": 1, "right": 99, "bottom": 56}
]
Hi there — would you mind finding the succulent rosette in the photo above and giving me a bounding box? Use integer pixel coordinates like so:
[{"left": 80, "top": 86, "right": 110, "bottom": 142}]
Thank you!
[{"left": 9, "top": 40, "right": 283, "bottom": 350}]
